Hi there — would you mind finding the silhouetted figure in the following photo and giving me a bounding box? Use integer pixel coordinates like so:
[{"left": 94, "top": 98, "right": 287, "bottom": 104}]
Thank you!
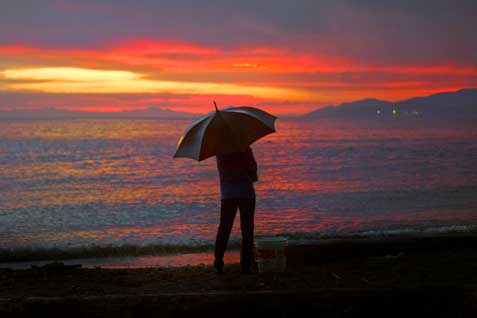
[{"left": 214, "top": 146, "right": 258, "bottom": 274}]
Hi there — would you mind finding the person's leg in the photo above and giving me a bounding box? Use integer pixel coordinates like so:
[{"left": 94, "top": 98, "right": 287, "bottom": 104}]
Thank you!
[
  {"left": 238, "top": 197, "right": 256, "bottom": 273},
  {"left": 214, "top": 198, "right": 238, "bottom": 272}
]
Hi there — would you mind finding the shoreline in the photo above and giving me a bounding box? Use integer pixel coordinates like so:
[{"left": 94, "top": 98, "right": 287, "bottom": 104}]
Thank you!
[
  {"left": 2, "top": 231, "right": 477, "bottom": 268},
  {"left": 2, "top": 224, "right": 476, "bottom": 264},
  {"left": 0, "top": 250, "right": 242, "bottom": 270}
]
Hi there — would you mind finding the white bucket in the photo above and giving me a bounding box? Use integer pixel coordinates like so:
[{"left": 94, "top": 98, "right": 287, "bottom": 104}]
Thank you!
[{"left": 254, "top": 236, "right": 288, "bottom": 273}]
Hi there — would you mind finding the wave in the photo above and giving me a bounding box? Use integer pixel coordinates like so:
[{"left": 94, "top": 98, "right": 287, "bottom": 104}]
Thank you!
[
  {"left": 1, "top": 224, "right": 476, "bottom": 263},
  {"left": 0, "top": 243, "right": 222, "bottom": 263},
  {"left": 279, "top": 224, "right": 477, "bottom": 242}
]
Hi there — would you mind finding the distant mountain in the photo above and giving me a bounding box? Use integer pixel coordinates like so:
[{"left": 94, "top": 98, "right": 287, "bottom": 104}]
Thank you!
[
  {"left": 305, "top": 88, "right": 477, "bottom": 120},
  {"left": 0, "top": 107, "right": 197, "bottom": 120}
]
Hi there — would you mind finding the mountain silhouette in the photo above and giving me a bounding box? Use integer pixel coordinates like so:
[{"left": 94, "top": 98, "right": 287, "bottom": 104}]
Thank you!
[{"left": 305, "top": 88, "right": 477, "bottom": 120}]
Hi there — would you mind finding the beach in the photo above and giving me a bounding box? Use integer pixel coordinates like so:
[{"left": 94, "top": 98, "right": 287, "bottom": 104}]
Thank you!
[{"left": 2, "top": 234, "right": 477, "bottom": 317}]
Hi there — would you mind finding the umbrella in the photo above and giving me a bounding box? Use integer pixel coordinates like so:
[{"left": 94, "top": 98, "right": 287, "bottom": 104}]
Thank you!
[{"left": 173, "top": 103, "right": 277, "bottom": 161}]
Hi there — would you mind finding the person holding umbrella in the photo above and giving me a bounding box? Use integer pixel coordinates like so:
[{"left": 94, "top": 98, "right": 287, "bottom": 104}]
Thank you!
[
  {"left": 214, "top": 145, "right": 258, "bottom": 274},
  {"left": 174, "top": 102, "right": 276, "bottom": 274}
]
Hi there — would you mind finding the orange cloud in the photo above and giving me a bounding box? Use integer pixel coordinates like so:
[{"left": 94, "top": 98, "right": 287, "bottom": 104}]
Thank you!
[
  {"left": 2, "top": 66, "right": 316, "bottom": 101},
  {"left": 0, "top": 39, "right": 475, "bottom": 114}
]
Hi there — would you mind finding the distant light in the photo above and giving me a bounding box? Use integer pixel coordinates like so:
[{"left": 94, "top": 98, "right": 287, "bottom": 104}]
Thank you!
[
  {"left": 376, "top": 109, "right": 381, "bottom": 115},
  {"left": 392, "top": 108, "right": 398, "bottom": 115}
]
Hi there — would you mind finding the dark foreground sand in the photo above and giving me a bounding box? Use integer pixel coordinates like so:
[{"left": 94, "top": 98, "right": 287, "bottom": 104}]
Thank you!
[{"left": 1, "top": 234, "right": 477, "bottom": 317}]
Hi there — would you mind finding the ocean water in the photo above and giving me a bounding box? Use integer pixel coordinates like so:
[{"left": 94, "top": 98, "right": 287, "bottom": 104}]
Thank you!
[{"left": 1, "top": 118, "right": 476, "bottom": 253}]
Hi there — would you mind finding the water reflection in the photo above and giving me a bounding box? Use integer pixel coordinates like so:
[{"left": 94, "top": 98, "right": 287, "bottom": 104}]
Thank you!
[{"left": 0, "top": 119, "right": 476, "bottom": 249}]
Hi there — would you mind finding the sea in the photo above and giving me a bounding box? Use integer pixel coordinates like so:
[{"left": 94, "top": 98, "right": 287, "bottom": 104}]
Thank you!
[{"left": 1, "top": 117, "right": 477, "bottom": 262}]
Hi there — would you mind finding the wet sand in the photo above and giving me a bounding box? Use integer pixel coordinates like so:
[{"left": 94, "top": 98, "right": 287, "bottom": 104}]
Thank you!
[
  {"left": 0, "top": 250, "right": 242, "bottom": 270},
  {"left": 1, "top": 234, "right": 477, "bottom": 317}
]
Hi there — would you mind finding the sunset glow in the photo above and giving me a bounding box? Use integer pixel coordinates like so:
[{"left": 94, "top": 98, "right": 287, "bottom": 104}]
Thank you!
[
  {"left": 3, "top": 67, "right": 312, "bottom": 100},
  {"left": 0, "top": 1, "right": 475, "bottom": 114},
  {"left": 3, "top": 67, "right": 141, "bottom": 82},
  {"left": 2, "top": 4, "right": 477, "bottom": 310}
]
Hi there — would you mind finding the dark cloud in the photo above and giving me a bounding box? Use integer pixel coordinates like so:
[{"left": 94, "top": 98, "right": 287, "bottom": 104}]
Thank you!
[{"left": 0, "top": 0, "right": 475, "bottom": 64}]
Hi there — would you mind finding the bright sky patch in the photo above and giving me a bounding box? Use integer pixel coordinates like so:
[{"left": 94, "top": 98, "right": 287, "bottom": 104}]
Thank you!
[{"left": 2, "top": 67, "right": 311, "bottom": 100}]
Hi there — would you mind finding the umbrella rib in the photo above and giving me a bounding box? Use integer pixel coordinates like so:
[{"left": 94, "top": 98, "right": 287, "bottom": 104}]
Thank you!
[
  {"left": 197, "top": 115, "right": 216, "bottom": 161},
  {"left": 215, "top": 110, "right": 243, "bottom": 151}
]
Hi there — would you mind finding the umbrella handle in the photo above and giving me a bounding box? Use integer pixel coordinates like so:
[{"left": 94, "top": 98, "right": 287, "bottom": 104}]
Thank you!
[{"left": 214, "top": 101, "right": 218, "bottom": 111}]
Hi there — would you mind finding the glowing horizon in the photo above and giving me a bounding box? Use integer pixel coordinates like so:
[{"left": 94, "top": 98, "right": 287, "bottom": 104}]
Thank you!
[
  {"left": 2, "top": 66, "right": 315, "bottom": 101},
  {"left": 0, "top": 1, "right": 476, "bottom": 114}
]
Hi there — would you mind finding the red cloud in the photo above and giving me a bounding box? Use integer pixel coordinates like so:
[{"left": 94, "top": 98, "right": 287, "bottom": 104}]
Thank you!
[{"left": 1, "top": 38, "right": 475, "bottom": 113}]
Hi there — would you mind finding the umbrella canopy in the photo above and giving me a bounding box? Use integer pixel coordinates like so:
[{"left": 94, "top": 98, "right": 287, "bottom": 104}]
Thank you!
[{"left": 173, "top": 106, "right": 277, "bottom": 161}]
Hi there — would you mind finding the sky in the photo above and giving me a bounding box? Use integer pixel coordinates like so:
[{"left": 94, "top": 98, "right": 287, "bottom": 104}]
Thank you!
[{"left": 0, "top": 0, "right": 476, "bottom": 114}]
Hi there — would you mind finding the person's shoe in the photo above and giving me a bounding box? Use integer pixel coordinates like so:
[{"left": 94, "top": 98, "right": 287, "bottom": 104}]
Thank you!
[{"left": 213, "top": 259, "right": 224, "bottom": 274}]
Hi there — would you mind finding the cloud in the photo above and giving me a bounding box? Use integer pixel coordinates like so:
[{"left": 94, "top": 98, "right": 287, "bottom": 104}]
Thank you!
[
  {"left": 1, "top": 66, "right": 317, "bottom": 103},
  {"left": 3, "top": 67, "right": 140, "bottom": 81},
  {"left": 1, "top": 1, "right": 476, "bottom": 63},
  {"left": 0, "top": 1, "right": 476, "bottom": 113},
  {"left": 0, "top": 39, "right": 475, "bottom": 113}
]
